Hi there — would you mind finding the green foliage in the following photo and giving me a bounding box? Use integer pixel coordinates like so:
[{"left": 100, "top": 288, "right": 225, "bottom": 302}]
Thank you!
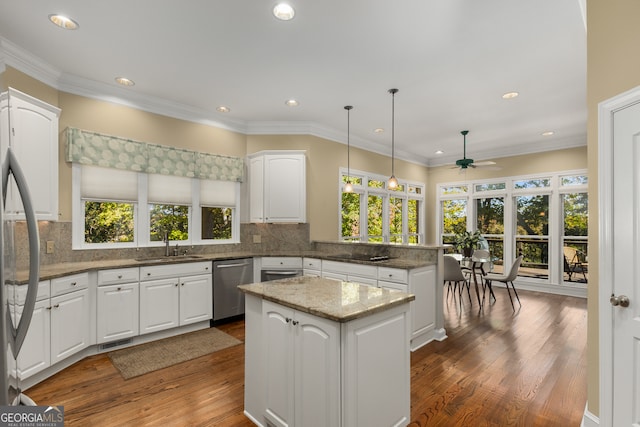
[
  {"left": 84, "top": 201, "right": 134, "bottom": 244},
  {"left": 149, "top": 204, "right": 189, "bottom": 241},
  {"left": 454, "top": 230, "right": 482, "bottom": 252},
  {"left": 367, "top": 194, "right": 383, "bottom": 240},
  {"left": 341, "top": 192, "right": 361, "bottom": 238},
  {"left": 563, "top": 193, "right": 588, "bottom": 236},
  {"left": 442, "top": 199, "right": 467, "bottom": 235},
  {"left": 202, "top": 207, "right": 232, "bottom": 240}
]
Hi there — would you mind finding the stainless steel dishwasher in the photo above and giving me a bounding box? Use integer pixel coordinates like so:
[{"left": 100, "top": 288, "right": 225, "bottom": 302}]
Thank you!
[{"left": 213, "top": 258, "right": 254, "bottom": 321}]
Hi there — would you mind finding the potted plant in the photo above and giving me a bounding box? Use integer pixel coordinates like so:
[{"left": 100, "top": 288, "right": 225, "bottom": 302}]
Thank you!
[{"left": 454, "top": 230, "right": 482, "bottom": 258}]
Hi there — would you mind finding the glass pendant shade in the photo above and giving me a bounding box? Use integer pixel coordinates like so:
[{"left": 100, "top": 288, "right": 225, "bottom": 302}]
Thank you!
[
  {"left": 387, "top": 88, "right": 399, "bottom": 190},
  {"left": 343, "top": 182, "right": 354, "bottom": 193},
  {"left": 343, "top": 105, "right": 354, "bottom": 193}
]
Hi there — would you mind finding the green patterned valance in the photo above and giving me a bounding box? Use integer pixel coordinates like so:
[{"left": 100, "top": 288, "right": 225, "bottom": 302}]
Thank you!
[{"left": 65, "top": 127, "right": 244, "bottom": 182}]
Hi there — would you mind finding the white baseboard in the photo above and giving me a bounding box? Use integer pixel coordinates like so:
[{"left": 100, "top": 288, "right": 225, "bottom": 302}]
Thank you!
[{"left": 582, "top": 404, "right": 599, "bottom": 427}]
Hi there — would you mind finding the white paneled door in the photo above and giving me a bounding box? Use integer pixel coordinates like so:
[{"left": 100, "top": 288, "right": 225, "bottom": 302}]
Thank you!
[{"left": 599, "top": 86, "right": 640, "bottom": 426}]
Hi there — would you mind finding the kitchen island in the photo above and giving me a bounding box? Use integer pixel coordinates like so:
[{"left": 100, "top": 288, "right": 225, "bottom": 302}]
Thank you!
[{"left": 239, "top": 276, "right": 415, "bottom": 427}]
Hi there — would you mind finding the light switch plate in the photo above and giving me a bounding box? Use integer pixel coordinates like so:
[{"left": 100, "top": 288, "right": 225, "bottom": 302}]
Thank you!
[
  {"left": 253, "top": 235, "right": 262, "bottom": 243},
  {"left": 46, "top": 241, "right": 54, "bottom": 254}
]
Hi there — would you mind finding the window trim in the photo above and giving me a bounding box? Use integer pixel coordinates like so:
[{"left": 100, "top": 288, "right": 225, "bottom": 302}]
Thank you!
[
  {"left": 339, "top": 167, "right": 425, "bottom": 244},
  {"left": 72, "top": 163, "right": 241, "bottom": 249},
  {"left": 437, "top": 169, "right": 587, "bottom": 288}
]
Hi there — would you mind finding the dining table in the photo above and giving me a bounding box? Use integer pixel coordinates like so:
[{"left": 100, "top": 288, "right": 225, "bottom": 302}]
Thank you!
[{"left": 453, "top": 253, "right": 492, "bottom": 306}]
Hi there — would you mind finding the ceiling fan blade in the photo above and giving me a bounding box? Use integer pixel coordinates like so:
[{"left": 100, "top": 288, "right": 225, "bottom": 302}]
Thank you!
[{"left": 473, "top": 160, "right": 496, "bottom": 166}]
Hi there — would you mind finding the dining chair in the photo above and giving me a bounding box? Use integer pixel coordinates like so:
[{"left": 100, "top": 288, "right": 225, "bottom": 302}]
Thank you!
[
  {"left": 443, "top": 254, "right": 471, "bottom": 303},
  {"left": 482, "top": 255, "right": 524, "bottom": 310}
]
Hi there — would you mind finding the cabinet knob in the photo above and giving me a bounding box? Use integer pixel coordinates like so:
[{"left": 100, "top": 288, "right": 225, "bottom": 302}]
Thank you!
[
  {"left": 117, "top": 287, "right": 122, "bottom": 291},
  {"left": 71, "top": 282, "right": 77, "bottom": 286},
  {"left": 175, "top": 283, "right": 179, "bottom": 287},
  {"left": 285, "top": 317, "right": 292, "bottom": 323},
  {"left": 117, "top": 275, "right": 122, "bottom": 279},
  {"left": 147, "top": 272, "right": 151, "bottom": 276},
  {"left": 205, "top": 267, "right": 209, "bottom": 271},
  {"left": 292, "top": 320, "right": 299, "bottom": 326},
  {"left": 46, "top": 306, "right": 52, "bottom": 310},
  {"left": 53, "top": 304, "right": 60, "bottom": 309}
]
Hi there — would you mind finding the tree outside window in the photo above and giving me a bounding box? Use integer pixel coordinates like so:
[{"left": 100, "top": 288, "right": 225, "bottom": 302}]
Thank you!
[
  {"left": 149, "top": 204, "right": 189, "bottom": 241},
  {"left": 441, "top": 199, "right": 467, "bottom": 245},
  {"left": 515, "top": 194, "right": 549, "bottom": 279},
  {"left": 84, "top": 201, "right": 134, "bottom": 244}
]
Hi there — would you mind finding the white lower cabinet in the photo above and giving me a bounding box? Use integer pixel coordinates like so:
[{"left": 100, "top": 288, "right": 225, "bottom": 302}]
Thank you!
[
  {"left": 97, "top": 267, "right": 140, "bottom": 344},
  {"left": 263, "top": 300, "right": 340, "bottom": 427},
  {"left": 16, "top": 291, "right": 50, "bottom": 379},
  {"left": 139, "top": 262, "right": 212, "bottom": 335},
  {"left": 321, "top": 260, "right": 378, "bottom": 287},
  {"left": 50, "top": 274, "right": 91, "bottom": 364},
  {"left": 17, "top": 275, "right": 92, "bottom": 379},
  {"left": 96, "top": 283, "right": 139, "bottom": 344}
]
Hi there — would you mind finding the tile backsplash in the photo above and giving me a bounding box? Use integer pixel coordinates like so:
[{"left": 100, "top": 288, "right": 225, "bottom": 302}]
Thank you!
[{"left": 12, "top": 221, "right": 313, "bottom": 270}]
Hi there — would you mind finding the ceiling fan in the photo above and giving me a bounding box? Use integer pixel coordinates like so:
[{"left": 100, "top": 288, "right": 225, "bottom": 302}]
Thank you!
[{"left": 454, "top": 130, "right": 498, "bottom": 170}]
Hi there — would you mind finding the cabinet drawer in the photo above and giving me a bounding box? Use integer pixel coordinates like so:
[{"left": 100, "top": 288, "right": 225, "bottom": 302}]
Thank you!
[
  {"left": 303, "top": 258, "right": 321, "bottom": 270},
  {"left": 377, "top": 267, "right": 408, "bottom": 284},
  {"left": 323, "top": 260, "right": 377, "bottom": 278},
  {"left": 51, "top": 273, "right": 89, "bottom": 297},
  {"left": 98, "top": 267, "right": 140, "bottom": 286},
  {"left": 378, "top": 280, "right": 409, "bottom": 292},
  {"left": 261, "top": 257, "right": 302, "bottom": 269},
  {"left": 140, "top": 261, "right": 211, "bottom": 281},
  {"left": 15, "top": 280, "right": 50, "bottom": 304}
]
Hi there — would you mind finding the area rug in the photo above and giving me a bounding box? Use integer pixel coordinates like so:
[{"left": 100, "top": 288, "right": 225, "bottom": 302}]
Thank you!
[{"left": 109, "top": 327, "right": 242, "bottom": 379}]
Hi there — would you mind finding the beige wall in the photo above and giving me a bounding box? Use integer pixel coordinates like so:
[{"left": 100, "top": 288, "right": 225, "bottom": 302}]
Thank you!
[
  {"left": 587, "top": 0, "right": 640, "bottom": 417},
  {"left": 247, "top": 134, "right": 429, "bottom": 241}
]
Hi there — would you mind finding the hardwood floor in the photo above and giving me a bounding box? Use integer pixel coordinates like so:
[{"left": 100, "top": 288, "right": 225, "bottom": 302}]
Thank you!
[{"left": 26, "top": 288, "right": 587, "bottom": 426}]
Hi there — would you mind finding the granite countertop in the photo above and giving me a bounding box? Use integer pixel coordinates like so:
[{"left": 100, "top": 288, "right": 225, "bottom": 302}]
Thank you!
[
  {"left": 15, "top": 249, "right": 436, "bottom": 284},
  {"left": 238, "top": 275, "right": 415, "bottom": 323}
]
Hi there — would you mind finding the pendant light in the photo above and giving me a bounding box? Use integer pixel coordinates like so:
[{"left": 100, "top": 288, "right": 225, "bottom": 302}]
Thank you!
[
  {"left": 387, "top": 88, "right": 399, "bottom": 190},
  {"left": 343, "top": 105, "right": 354, "bottom": 193}
]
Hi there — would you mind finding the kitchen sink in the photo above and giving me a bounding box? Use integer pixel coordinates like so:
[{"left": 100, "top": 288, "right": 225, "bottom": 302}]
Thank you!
[{"left": 135, "top": 255, "right": 204, "bottom": 263}]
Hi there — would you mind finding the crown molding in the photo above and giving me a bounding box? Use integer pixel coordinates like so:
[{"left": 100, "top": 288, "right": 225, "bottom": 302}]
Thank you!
[
  {"left": 427, "top": 133, "right": 587, "bottom": 167},
  {"left": 1, "top": 37, "right": 575, "bottom": 169}
]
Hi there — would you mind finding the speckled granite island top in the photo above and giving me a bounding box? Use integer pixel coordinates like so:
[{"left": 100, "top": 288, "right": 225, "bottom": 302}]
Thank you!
[{"left": 238, "top": 275, "right": 415, "bottom": 323}]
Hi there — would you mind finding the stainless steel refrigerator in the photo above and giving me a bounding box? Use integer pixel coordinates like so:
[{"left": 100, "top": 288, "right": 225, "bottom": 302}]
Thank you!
[{"left": 0, "top": 91, "right": 41, "bottom": 406}]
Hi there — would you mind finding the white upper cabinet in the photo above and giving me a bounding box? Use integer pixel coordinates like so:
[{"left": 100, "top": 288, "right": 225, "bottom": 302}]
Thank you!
[
  {"left": 0, "top": 88, "right": 60, "bottom": 220},
  {"left": 248, "top": 151, "right": 306, "bottom": 223}
]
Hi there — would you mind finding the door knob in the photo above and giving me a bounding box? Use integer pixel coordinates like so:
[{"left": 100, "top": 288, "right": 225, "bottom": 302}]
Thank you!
[{"left": 610, "top": 294, "right": 630, "bottom": 308}]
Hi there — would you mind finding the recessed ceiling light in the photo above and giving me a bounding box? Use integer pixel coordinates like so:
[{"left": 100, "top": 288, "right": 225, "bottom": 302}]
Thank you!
[
  {"left": 542, "top": 131, "right": 554, "bottom": 136},
  {"left": 48, "top": 14, "right": 79, "bottom": 30},
  {"left": 285, "top": 99, "right": 299, "bottom": 107},
  {"left": 435, "top": 150, "right": 444, "bottom": 155},
  {"left": 216, "top": 106, "right": 231, "bottom": 113},
  {"left": 502, "top": 91, "right": 519, "bottom": 99},
  {"left": 374, "top": 128, "right": 384, "bottom": 133},
  {"left": 273, "top": 3, "right": 295, "bottom": 20},
  {"left": 115, "top": 77, "right": 135, "bottom": 86}
]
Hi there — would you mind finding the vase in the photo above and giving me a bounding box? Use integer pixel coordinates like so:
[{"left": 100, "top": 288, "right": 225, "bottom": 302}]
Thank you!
[{"left": 463, "top": 247, "right": 473, "bottom": 258}]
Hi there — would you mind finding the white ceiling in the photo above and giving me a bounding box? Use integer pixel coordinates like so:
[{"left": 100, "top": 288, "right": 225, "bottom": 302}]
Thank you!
[{"left": 0, "top": 0, "right": 587, "bottom": 167}]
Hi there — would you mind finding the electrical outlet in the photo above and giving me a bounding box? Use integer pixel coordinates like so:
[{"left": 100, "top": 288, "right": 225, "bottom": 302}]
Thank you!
[
  {"left": 46, "top": 240, "right": 54, "bottom": 254},
  {"left": 253, "top": 234, "right": 262, "bottom": 243}
]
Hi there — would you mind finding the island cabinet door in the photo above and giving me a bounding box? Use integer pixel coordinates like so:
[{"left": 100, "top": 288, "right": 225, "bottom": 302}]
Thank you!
[
  {"left": 263, "top": 301, "right": 295, "bottom": 427},
  {"left": 263, "top": 300, "right": 340, "bottom": 427},
  {"left": 294, "top": 311, "right": 340, "bottom": 427}
]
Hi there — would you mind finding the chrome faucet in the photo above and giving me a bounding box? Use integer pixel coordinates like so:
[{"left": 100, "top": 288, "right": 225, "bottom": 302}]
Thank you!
[{"left": 164, "top": 232, "right": 170, "bottom": 257}]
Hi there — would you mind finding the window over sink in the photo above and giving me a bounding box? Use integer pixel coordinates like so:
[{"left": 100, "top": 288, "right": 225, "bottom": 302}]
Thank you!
[{"left": 72, "top": 164, "right": 240, "bottom": 249}]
